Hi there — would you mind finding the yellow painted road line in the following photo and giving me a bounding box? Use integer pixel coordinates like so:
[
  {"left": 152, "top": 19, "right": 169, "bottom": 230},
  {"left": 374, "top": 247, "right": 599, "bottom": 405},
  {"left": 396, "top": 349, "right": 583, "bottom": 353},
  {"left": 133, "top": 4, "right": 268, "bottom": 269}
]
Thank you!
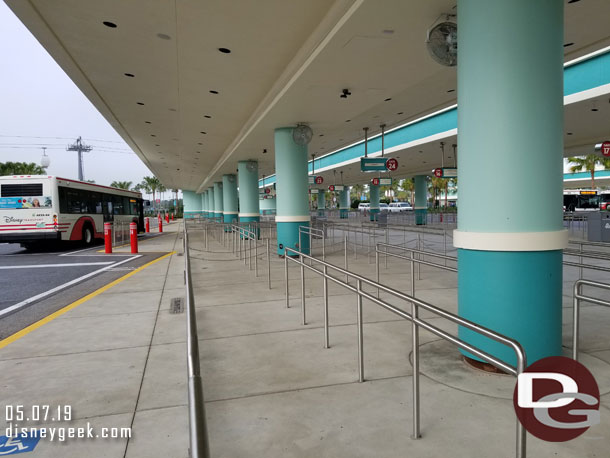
[{"left": 0, "top": 251, "right": 176, "bottom": 349}]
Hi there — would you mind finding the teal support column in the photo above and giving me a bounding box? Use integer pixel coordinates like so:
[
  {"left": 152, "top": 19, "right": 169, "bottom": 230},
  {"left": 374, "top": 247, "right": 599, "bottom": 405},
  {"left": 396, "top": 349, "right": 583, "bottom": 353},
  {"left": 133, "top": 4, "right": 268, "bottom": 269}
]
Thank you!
[
  {"left": 260, "top": 196, "right": 276, "bottom": 215},
  {"left": 275, "top": 127, "right": 310, "bottom": 255},
  {"left": 414, "top": 175, "right": 427, "bottom": 225},
  {"left": 317, "top": 191, "right": 325, "bottom": 217},
  {"left": 223, "top": 174, "right": 238, "bottom": 227},
  {"left": 456, "top": 0, "right": 565, "bottom": 367},
  {"left": 182, "top": 190, "right": 202, "bottom": 219},
  {"left": 201, "top": 191, "right": 207, "bottom": 218},
  {"left": 339, "top": 188, "right": 349, "bottom": 219},
  {"left": 204, "top": 190, "right": 210, "bottom": 218},
  {"left": 213, "top": 182, "right": 223, "bottom": 219},
  {"left": 238, "top": 160, "right": 260, "bottom": 226},
  {"left": 208, "top": 187, "right": 215, "bottom": 220},
  {"left": 369, "top": 183, "right": 380, "bottom": 222}
]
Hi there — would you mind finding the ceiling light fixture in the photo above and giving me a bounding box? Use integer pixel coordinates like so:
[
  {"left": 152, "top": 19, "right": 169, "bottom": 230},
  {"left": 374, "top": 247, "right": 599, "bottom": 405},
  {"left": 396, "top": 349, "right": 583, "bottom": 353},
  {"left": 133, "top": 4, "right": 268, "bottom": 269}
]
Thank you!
[
  {"left": 209, "top": 90, "right": 219, "bottom": 94},
  {"left": 204, "top": 115, "right": 211, "bottom": 118},
  {"left": 340, "top": 89, "right": 351, "bottom": 98},
  {"left": 157, "top": 33, "right": 171, "bottom": 40},
  {"left": 384, "top": 98, "right": 392, "bottom": 102},
  {"left": 124, "top": 73, "right": 135, "bottom": 77},
  {"left": 103, "top": 21, "right": 117, "bottom": 28},
  {"left": 218, "top": 47, "right": 231, "bottom": 54},
  {"left": 564, "top": 42, "right": 574, "bottom": 48}
]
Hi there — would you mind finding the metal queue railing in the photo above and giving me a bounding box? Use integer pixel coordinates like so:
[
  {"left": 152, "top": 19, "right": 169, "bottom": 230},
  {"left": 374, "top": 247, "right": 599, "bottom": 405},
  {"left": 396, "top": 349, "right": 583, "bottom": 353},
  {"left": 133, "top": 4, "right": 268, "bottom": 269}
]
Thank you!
[
  {"left": 183, "top": 225, "right": 211, "bottom": 458},
  {"left": 375, "top": 241, "right": 610, "bottom": 366},
  {"left": 572, "top": 279, "right": 610, "bottom": 361},
  {"left": 283, "top": 246, "right": 527, "bottom": 458}
]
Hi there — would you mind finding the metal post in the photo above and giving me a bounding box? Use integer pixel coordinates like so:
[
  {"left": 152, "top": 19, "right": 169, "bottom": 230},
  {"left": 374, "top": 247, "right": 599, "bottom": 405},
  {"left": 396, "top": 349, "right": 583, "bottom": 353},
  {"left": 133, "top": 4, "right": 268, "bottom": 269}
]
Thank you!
[
  {"left": 322, "top": 232, "right": 326, "bottom": 262},
  {"left": 411, "top": 251, "right": 420, "bottom": 439},
  {"left": 573, "top": 282, "right": 580, "bottom": 361},
  {"left": 267, "top": 239, "right": 271, "bottom": 290},
  {"left": 323, "top": 264, "right": 329, "bottom": 349},
  {"left": 385, "top": 227, "right": 389, "bottom": 269},
  {"left": 255, "top": 236, "right": 258, "bottom": 277},
  {"left": 357, "top": 279, "right": 364, "bottom": 383},
  {"left": 443, "top": 229, "right": 447, "bottom": 267},
  {"left": 417, "top": 233, "right": 421, "bottom": 280},
  {"left": 579, "top": 242, "right": 583, "bottom": 280},
  {"left": 376, "top": 248, "right": 380, "bottom": 299},
  {"left": 344, "top": 234, "right": 349, "bottom": 284},
  {"left": 285, "top": 250, "right": 290, "bottom": 308},
  {"left": 301, "top": 254, "right": 306, "bottom": 325}
]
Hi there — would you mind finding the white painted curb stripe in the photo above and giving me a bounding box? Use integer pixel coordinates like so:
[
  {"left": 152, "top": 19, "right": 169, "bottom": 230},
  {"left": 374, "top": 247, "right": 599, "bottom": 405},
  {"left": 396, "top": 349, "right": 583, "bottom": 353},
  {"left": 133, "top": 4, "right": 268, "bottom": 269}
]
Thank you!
[
  {"left": 0, "top": 262, "right": 114, "bottom": 269},
  {"left": 275, "top": 216, "right": 311, "bottom": 223},
  {"left": 453, "top": 230, "right": 568, "bottom": 251}
]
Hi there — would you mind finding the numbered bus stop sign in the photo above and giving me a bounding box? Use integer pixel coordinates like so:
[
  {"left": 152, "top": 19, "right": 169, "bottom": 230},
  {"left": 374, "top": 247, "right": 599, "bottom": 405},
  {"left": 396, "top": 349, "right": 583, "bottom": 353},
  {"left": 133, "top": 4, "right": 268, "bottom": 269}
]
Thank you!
[
  {"left": 264, "top": 188, "right": 271, "bottom": 194},
  {"left": 385, "top": 158, "right": 398, "bottom": 171},
  {"left": 315, "top": 176, "right": 324, "bottom": 184},
  {"left": 371, "top": 177, "right": 380, "bottom": 186},
  {"left": 328, "top": 185, "right": 335, "bottom": 191},
  {"left": 602, "top": 141, "right": 610, "bottom": 157}
]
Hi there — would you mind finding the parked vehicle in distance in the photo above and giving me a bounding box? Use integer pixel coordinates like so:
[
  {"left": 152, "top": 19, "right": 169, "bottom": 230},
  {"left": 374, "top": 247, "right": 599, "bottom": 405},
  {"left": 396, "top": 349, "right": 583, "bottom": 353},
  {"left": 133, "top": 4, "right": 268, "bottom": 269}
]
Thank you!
[
  {"left": 563, "top": 189, "right": 599, "bottom": 212},
  {"left": 358, "top": 203, "right": 370, "bottom": 211},
  {"left": 379, "top": 203, "right": 389, "bottom": 212},
  {"left": 388, "top": 202, "right": 413, "bottom": 212},
  {"left": 600, "top": 191, "right": 610, "bottom": 210}
]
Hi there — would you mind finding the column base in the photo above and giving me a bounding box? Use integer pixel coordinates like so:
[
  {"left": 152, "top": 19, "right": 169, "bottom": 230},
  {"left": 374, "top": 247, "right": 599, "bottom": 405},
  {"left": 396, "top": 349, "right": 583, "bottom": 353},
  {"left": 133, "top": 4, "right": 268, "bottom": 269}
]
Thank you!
[
  {"left": 277, "top": 220, "right": 310, "bottom": 256},
  {"left": 340, "top": 209, "right": 348, "bottom": 219},
  {"left": 458, "top": 248, "right": 562, "bottom": 367},
  {"left": 239, "top": 216, "right": 260, "bottom": 239},
  {"left": 370, "top": 209, "right": 379, "bottom": 222},
  {"left": 317, "top": 210, "right": 325, "bottom": 217},
  {"left": 415, "top": 209, "right": 427, "bottom": 225}
]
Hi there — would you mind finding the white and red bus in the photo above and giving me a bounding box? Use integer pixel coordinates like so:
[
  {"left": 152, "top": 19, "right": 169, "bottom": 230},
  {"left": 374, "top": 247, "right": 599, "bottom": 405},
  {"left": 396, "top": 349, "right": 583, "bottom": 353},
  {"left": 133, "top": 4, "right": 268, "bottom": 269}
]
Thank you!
[{"left": 0, "top": 175, "right": 145, "bottom": 248}]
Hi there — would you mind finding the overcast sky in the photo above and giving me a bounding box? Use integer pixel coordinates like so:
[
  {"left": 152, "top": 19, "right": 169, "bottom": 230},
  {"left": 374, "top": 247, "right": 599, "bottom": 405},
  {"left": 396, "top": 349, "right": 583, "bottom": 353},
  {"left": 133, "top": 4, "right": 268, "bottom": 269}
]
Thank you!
[{"left": 0, "top": 2, "right": 172, "bottom": 199}]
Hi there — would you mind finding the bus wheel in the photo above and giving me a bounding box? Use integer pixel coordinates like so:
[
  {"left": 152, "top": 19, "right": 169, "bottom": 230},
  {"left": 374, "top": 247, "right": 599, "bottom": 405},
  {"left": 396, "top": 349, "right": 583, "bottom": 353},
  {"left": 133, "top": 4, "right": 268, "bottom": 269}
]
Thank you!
[{"left": 82, "top": 225, "right": 94, "bottom": 246}]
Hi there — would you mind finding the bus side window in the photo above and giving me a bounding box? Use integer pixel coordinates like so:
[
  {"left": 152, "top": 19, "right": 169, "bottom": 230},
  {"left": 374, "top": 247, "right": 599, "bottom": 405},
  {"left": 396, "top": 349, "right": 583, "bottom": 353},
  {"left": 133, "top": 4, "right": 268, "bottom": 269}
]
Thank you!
[
  {"left": 93, "top": 193, "right": 103, "bottom": 214},
  {"left": 112, "top": 195, "right": 123, "bottom": 215},
  {"left": 103, "top": 194, "right": 113, "bottom": 216}
]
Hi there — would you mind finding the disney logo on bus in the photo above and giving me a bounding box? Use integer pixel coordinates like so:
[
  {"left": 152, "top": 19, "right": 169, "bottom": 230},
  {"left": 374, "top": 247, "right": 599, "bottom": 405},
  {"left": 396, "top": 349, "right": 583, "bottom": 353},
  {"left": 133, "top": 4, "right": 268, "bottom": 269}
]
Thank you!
[{"left": 3, "top": 216, "right": 24, "bottom": 224}]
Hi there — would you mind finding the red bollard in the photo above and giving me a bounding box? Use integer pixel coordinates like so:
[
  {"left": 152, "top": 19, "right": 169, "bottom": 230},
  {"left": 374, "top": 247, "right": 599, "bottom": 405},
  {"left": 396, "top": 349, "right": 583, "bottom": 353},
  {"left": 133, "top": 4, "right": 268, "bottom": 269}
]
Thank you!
[
  {"left": 130, "top": 222, "right": 138, "bottom": 254},
  {"left": 171, "top": 213, "right": 174, "bottom": 222},
  {"left": 104, "top": 222, "right": 112, "bottom": 254},
  {"left": 165, "top": 213, "right": 169, "bottom": 223},
  {"left": 158, "top": 217, "right": 163, "bottom": 233},
  {"left": 145, "top": 217, "right": 150, "bottom": 233}
]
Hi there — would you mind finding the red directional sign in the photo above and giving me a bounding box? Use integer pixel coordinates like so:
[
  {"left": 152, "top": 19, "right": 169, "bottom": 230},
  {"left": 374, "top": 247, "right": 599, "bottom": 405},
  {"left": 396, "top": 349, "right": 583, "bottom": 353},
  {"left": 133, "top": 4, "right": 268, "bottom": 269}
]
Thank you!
[
  {"left": 328, "top": 185, "right": 335, "bottom": 191},
  {"left": 602, "top": 141, "right": 610, "bottom": 157},
  {"left": 371, "top": 177, "right": 380, "bottom": 186},
  {"left": 315, "top": 176, "right": 324, "bottom": 184},
  {"left": 385, "top": 158, "right": 398, "bottom": 171},
  {"left": 264, "top": 188, "right": 271, "bottom": 194},
  {"left": 434, "top": 168, "right": 443, "bottom": 178}
]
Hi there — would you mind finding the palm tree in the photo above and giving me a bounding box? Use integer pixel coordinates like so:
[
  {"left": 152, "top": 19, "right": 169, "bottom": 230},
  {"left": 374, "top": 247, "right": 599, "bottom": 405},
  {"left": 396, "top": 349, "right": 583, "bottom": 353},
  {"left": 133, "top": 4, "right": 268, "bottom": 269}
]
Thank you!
[
  {"left": 139, "top": 176, "right": 165, "bottom": 210},
  {"left": 110, "top": 180, "right": 133, "bottom": 190},
  {"left": 0, "top": 161, "right": 46, "bottom": 175},
  {"left": 350, "top": 184, "right": 365, "bottom": 202},
  {"left": 400, "top": 178, "right": 415, "bottom": 204},
  {"left": 567, "top": 155, "right": 610, "bottom": 189},
  {"left": 428, "top": 177, "right": 446, "bottom": 208}
]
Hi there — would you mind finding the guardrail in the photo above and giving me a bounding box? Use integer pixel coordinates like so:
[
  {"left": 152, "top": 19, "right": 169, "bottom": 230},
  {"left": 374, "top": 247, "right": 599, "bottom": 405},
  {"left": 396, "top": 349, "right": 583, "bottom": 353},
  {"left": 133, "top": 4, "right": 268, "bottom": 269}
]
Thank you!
[
  {"left": 183, "top": 225, "right": 211, "bottom": 458},
  {"left": 230, "top": 224, "right": 272, "bottom": 289},
  {"left": 283, "top": 246, "right": 527, "bottom": 458},
  {"left": 572, "top": 279, "right": 610, "bottom": 361}
]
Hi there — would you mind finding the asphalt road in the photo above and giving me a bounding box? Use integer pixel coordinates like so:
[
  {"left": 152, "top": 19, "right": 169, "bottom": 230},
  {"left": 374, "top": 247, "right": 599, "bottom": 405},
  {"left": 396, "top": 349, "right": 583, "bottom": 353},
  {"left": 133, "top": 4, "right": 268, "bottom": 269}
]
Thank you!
[{"left": 0, "top": 238, "right": 169, "bottom": 339}]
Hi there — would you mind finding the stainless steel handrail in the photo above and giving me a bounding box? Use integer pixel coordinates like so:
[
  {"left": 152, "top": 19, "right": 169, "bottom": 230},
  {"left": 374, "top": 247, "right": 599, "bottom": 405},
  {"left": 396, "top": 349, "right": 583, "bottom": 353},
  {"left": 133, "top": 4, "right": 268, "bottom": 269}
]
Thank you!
[
  {"left": 283, "top": 246, "right": 526, "bottom": 458},
  {"left": 572, "top": 279, "right": 610, "bottom": 361},
  {"left": 183, "top": 225, "right": 211, "bottom": 458},
  {"left": 299, "top": 225, "right": 325, "bottom": 261}
]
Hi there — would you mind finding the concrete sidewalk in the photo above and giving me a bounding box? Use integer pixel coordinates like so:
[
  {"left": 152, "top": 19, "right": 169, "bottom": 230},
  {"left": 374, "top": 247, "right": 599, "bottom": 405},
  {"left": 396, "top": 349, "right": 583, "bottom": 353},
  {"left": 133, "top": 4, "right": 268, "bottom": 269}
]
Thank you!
[
  {"left": 184, "top": 228, "right": 610, "bottom": 458},
  {"left": 0, "top": 221, "right": 190, "bottom": 458}
]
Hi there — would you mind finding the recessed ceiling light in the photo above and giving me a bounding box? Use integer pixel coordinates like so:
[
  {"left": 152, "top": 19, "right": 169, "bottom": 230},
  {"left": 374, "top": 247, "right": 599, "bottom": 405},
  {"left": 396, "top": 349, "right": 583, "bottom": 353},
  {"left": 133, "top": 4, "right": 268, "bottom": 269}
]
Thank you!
[
  {"left": 384, "top": 98, "right": 392, "bottom": 102},
  {"left": 124, "top": 73, "right": 135, "bottom": 78},
  {"left": 169, "top": 108, "right": 177, "bottom": 112},
  {"left": 568, "top": 0, "right": 581, "bottom": 3},
  {"left": 319, "top": 134, "right": 324, "bottom": 137},
  {"left": 209, "top": 90, "right": 219, "bottom": 94},
  {"left": 176, "top": 168, "right": 180, "bottom": 171},
  {"left": 397, "top": 112, "right": 404, "bottom": 115},
  {"left": 198, "top": 142, "right": 203, "bottom": 145},
  {"left": 591, "top": 108, "right": 599, "bottom": 112},
  {"left": 103, "top": 21, "right": 117, "bottom": 28},
  {"left": 204, "top": 115, "right": 211, "bottom": 118},
  {"left": 157, "top": 33, "right": 171, "bottom": 40},
  {"left": 339, "top": 138, "right": 343, "bottom": 141},
  {"left": 345, "top": 119, "right": 351, "bottom": 122},
  {"left": 564, "top": 42, "right": 574, "bottom": 48},
  {"left": 151, "top": 134, "right": 156, "bottom": 137},
  {"left": 419, "top": 150, "right": 423, "bottom": 153},
  {"left": 137, "top": 102, "right": 145, "bottom": 105},
  {"left": 423, "top": 161, "right": 427, "bottom": 164},
  {"left": 447, "top": 89, "right": 455, "bottom": 93},
  {"left": 155, "top": 144, "right": 160, "bottom": 146},
  {"left": 145, "top": 121, "right": 151, "bottom": 124},
  {"left": 200, "top": 131, "right": 207, "bottom": 134},
  {"left": 262, "top": 149, "right": 267, "bottom": 154},
  {"left": 567, "top": 132, "right": 573, "bottom": 135},
  {"left": 218, "top": 47, "right": 231, "bottom": 54},
  {"left": 382, "top": 29, "right": 394, "bottom": 35}
]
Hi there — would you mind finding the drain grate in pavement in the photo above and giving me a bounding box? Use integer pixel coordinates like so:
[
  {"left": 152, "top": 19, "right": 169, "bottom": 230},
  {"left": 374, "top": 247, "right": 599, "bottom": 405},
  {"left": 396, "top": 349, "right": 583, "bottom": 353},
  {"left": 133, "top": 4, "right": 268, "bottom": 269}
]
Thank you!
[{"left": 170, "top": 297, "right": 185, "bottom": 314}]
